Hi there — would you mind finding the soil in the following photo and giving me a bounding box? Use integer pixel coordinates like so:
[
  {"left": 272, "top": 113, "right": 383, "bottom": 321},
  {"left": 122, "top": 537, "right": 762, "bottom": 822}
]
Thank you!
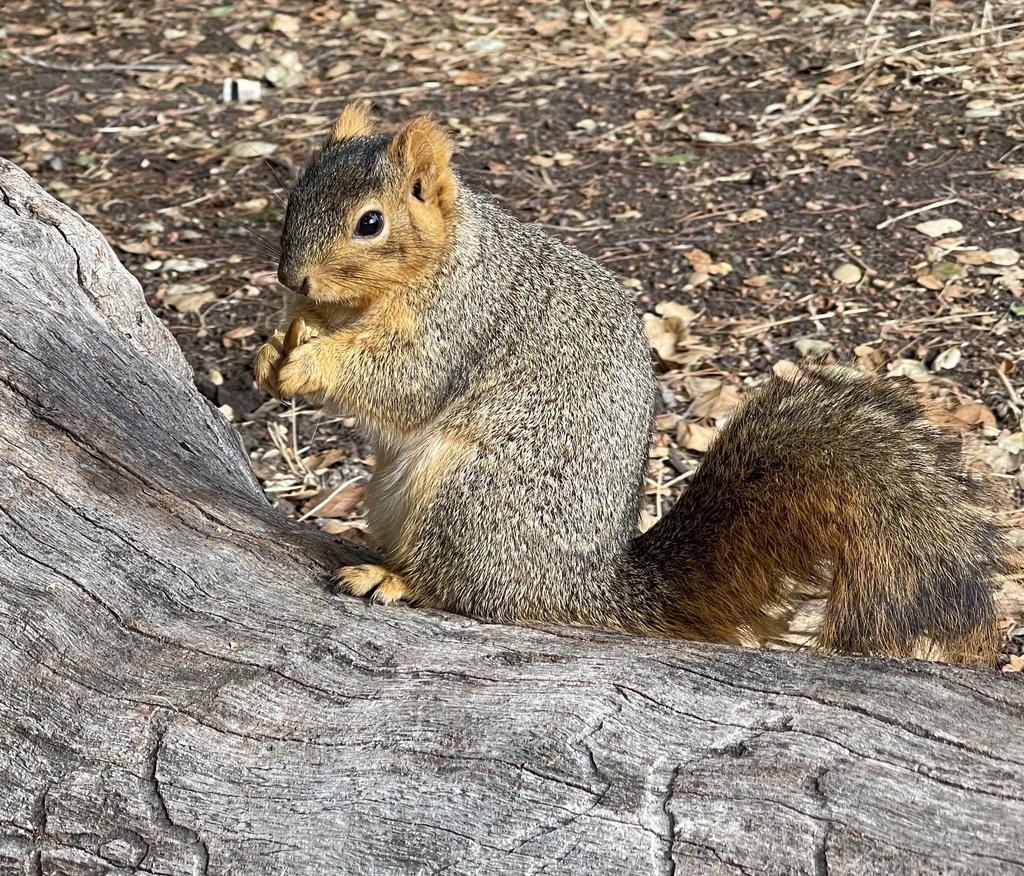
[{"left": 2, "top": 0, "right": 1022, "bottom": 656}]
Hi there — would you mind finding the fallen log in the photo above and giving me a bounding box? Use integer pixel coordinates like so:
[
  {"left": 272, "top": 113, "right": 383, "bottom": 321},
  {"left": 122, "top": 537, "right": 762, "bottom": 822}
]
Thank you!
[{"left": 0, "top": 157, "right": 1021, "bottom": 876}]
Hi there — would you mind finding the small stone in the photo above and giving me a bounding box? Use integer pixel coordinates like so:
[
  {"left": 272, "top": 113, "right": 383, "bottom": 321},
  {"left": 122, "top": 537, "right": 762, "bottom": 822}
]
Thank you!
[
  {"left": 831, "top": 263, "right": 862, "bottom": 284},
  {"left": 263, "top": 50, "right": 305, "bottom": 89}
]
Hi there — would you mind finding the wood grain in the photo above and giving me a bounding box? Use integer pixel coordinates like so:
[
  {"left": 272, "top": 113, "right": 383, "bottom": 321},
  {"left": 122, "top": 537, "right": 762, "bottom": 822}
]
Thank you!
[{"left": 1, "top": 157, "right": 1021, "bottom": 876}]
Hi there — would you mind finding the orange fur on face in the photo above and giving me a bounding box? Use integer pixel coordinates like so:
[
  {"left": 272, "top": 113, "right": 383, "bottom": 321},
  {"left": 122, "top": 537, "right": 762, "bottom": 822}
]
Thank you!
[{"left": 293, "top": 112, "right": 459, "bottom": 310}]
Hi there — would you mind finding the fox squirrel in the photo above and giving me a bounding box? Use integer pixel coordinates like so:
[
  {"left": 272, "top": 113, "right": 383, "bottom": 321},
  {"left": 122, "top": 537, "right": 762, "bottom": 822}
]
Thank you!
[{"left": 254, "top": 101, "right": 1007, "bottom": 667}]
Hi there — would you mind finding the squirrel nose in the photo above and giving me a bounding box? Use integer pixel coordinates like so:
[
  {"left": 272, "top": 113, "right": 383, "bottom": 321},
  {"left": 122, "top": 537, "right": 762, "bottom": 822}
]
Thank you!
[{"left": 278, "top": 265, "right": 311, "bottom": 296}]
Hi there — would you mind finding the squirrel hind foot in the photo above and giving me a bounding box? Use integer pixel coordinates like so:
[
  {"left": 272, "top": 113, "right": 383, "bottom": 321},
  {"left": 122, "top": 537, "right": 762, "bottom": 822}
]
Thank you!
[{"left": 334, "top": 564, "right": 413, "bottom": 605}]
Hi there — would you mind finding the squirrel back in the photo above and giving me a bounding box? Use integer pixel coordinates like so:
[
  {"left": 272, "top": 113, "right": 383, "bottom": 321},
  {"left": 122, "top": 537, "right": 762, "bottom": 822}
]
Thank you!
[{"left": 254, "top": 101, "right": 1006, "bottom": 667}]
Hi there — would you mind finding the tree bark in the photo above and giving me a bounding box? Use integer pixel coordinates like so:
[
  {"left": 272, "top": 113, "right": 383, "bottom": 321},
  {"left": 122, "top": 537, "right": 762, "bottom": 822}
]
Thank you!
[{"left": 1, "top": 157, "right": 1021, "bottom": 876}]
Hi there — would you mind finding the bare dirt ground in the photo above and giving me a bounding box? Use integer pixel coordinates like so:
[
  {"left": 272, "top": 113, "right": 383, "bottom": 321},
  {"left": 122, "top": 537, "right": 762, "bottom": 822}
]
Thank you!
[{"left": 2, "top": 0, "right": 1023, "bottom": 661}]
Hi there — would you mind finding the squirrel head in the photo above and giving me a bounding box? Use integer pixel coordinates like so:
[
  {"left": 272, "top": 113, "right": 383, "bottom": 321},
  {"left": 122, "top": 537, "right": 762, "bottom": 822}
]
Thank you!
[{"left": 277, "top": 100, "right": 458, "bottom": 308}]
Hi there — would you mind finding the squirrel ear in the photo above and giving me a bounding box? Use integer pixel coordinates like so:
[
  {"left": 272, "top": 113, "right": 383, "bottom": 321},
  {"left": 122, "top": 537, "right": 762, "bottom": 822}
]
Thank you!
[
  {"left": 387, "top": 116, "right": 455, "bottom": 204},
  {"left": 326, "top": 100, "right": 375, "bottom": 146}
]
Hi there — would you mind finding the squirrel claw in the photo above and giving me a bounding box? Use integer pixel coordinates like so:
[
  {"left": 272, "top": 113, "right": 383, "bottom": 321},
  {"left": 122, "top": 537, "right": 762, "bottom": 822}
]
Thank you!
[{"left": 335, "top": 564, "right": 412, "bottom": 605}]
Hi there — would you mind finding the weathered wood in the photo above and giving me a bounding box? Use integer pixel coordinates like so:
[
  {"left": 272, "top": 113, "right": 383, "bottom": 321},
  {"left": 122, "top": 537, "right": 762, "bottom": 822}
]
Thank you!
[{"left": 0, "top": 156, "right": 1021, "bottom": 876}]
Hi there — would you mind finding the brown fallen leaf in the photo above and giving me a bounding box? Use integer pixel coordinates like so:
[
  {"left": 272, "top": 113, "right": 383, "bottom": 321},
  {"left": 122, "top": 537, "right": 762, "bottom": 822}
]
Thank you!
[
  {"left": 690, "top": 383, "right": 740, "bottom": 421},
  {"left": 686, "top": 248, "right": 712, "bottom": 273},
  {"left": 300, "top": 483, "right": 365, "bottom": 519},
  {"left": 677, "top": 421, "right": 718, "bottom": 452},
  {"left": 953, "top": 402, "right": 997, "bottom": 428},
  {"left": 303, "top": 448, "right": 352, "bottom": 471},
  {"left": 1001, "top": 654, "right": 1023, "bottom": 674},
  {"left": 609, "top": 16, "right": 650, "bottom": 45}
]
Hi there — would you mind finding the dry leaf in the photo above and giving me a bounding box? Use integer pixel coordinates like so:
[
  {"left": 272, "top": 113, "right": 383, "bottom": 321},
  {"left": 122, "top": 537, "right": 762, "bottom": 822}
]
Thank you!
[
  {"left": 300, "top": 484, "right": 365, "bottom": 518},
  {"left": 325, "top": 61, "right": 352, "bottom": 79},
  {"left": 983, "top": 440, "right": 1023, "bottom": 474},
  {"left": 988, "top": 248, "right": 1019, "bottom": 266},
  {"left": 319, "top": 522, "right": 372, "bottom": 546},
  {"left": 887, "top": 359, "right": 932, "bottom": 382},
  {"left": 162, "top": 257, "right": 208, "bottom": 273},
  {"left": 954, "top": 250, "right": 992, "bottom": 265},
  {"left": 677, "top": 422, "right": 717, "bottom": 452},
  {"left": 450, "top": 70, "right": 490, "bottom": 87},
  {"left": 737, "top": 208, "right": 767, "bottom": 223},
  {"left": 915, "top": 217, "right": 963, "bottom": 238},
  {"left": 932, "top": 347, "right": 961, "bottom": 371},
  {"left": 229, "top": 140, "right": 279, "bottom": 158},
  {"left": 772, "top": 360, "right": 802, "bottom": 380},
  {"left": 642, "top": 313, "right": 679, "bottom": 362},
  {"left": 690, "top": 384, "right": 740, "bottom": 421},
  {"left": 655, "top": 300, "right": 696, "bottom": 328},
  {"left": 794, "top": 338, "right": 833, "bottom": 357},
  {"left": 609, "top": 17, "right": 649, "bottom": 45},
  {"left": 268, "top": 13, "right": 301, "bottom": 36},
  {"left": 533, "top": 18, "right": 568, "bottom": 37},
  {"left": 1002, "top": 654, "right": 1024, "bottom": 674},
  {"left": 916, "top": 274, "right": 945, "bottom": 290},
  {"left": 303, "top": 449, "right": 352, "bottom": 471},
  {"left": 686, "top": 249, "right": 712, "bottom": 272},
  {"left": 165, "top": 288, "right": 216, "bottom": 313},
  {"left": 117, "top": 240, "right": 153, "bottom": 255},
  {"left": 953, "top": 402, "right": 997, "bottom": 428}
]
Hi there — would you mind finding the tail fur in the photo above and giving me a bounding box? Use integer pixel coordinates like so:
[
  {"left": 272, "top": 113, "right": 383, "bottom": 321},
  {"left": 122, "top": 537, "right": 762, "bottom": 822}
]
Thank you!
[{"left": 629, "top": 366, "right": 1006, "bottom": 666}]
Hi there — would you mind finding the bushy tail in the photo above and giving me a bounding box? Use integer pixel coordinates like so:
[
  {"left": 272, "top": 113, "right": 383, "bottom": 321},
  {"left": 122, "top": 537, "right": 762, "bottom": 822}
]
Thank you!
[{"left": 627, "top": 366, "right": 1006, "bottom": 666}]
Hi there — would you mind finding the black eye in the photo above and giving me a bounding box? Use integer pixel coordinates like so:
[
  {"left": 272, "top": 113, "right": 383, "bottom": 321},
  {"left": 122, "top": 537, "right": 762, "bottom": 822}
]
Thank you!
[{"left": 353, "top": 210, "right": 384, "bottom": 238}]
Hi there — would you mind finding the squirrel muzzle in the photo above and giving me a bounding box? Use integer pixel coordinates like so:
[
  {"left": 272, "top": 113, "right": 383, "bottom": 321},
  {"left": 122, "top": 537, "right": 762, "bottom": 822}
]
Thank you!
[{"left": 277, "top": 263, "right": 312, "bottom": 296}]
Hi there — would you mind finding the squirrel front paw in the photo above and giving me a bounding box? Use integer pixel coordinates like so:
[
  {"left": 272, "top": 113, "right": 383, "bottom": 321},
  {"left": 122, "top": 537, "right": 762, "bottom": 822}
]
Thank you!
[
  {"left": 253, "top": 332, "right": 286, "bottom": 398},
  {"left": 275, "top": 337, "right": 329, "bottom": 400},
  {"left": 253, "top": 318, "right": 318, "bottom": 400}
]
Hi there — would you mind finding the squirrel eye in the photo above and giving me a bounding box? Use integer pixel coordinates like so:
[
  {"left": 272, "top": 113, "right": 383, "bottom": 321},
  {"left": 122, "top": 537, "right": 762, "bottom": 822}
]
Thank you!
[{"left": 353, "top": 210, "right": 384, "bottom": 238}]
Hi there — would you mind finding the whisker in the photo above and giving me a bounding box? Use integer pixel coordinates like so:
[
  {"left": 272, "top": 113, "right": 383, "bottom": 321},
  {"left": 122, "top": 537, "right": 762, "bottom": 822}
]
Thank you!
[
  {"left": 261, "top": 157, "right": 290, "bottom": 204},
  {"left": 226, "top": 216, "right": 282, "bottom": 261}
]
